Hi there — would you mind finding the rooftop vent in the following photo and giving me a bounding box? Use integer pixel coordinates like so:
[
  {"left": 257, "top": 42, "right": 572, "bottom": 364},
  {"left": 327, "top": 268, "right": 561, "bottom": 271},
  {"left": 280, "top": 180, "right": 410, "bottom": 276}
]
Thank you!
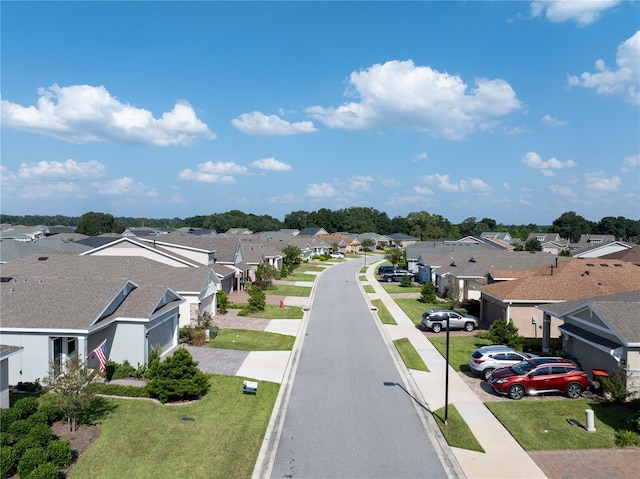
[
  {"left": 600, "top": 264, "right": 609, "bottom": 267},
  {"left": 469, "top": 256, "right": 476, "bottom": 262},
  {"left": 1, "top": 277, "right": 13, "bottom": 283},
  {"left": 586, "top": 263, "right": 595, "bottom": 267},
  {"left": 38, "top": 256, "right": 48, "bottom": 261}
]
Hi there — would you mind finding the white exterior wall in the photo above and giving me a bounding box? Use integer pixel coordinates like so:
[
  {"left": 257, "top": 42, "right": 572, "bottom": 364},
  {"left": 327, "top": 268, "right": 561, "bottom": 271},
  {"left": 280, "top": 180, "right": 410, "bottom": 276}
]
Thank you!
[
  {"left": 149, "top": 244, "right": 209, "bottom": 265},
  {"left": 1, "top": 332, "right": 87, "bottom": 385},
  {"left": 1, "top": 359, "right": 10, "bottom": 408}
]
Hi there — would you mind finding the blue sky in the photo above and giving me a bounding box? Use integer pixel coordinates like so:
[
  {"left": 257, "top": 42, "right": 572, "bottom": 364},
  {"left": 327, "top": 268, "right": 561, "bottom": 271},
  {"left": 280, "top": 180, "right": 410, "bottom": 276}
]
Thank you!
[{"left": 1, "top": 1, "right": 639, "bottom": 225}]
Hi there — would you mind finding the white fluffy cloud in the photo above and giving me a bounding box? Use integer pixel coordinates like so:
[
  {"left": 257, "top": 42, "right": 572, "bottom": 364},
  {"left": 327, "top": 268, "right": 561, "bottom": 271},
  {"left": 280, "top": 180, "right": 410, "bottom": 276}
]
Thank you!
[
  {"left": 179, "top": 161, "right": 247, "bottom": 184},
  {"left": 411, "top": 152, "right": 428, "bottom": 162},
  {"left": 530, "top": 0, "right": 620, "bottom": 26},
  {"left": 249, "top": 157, "right": 292, "bottom": 171},
  {"left": 1, "top": 84, "right": 215, "bottom": 145},
  {"left": 305, "top": 60, "right": 521, "bottom": 140},
  {"left": 548, "top": 184, "right": 575, "bottom": 197},
  {"left": 522, "top": 152, "right": 577, "bottom": 175},
  {"left": 568, "top": 31, "right": 640, "bottom": 105},
  {"left": 307, "top": 182, "right": 337, "bottom": 198},
  {"left": 17, "top": 159, "right": 106, "bottom": 179},
  {"left": 584, "top": 172, "right": 621, "bottom": 192},
  {"left": 623, "top": 154, "right": 640, "bottom": 170},
  {"left": 541, "top": 114, "right": 567, "bottom": 126},
  {"left": 422, "top": 173, "right": 491, "bottom": 193},
  {"left": 231, "top": 111, "right": 317, "bottom": 136},
  {"left": 92, "top": 177, "right": 158, "bottom": 197}
]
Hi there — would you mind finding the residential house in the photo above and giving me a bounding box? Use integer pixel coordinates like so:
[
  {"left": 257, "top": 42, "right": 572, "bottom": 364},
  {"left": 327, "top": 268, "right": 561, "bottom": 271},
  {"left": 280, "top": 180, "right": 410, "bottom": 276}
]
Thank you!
[
  {"left": 0, "top": 345, "right": 23, "bottom": 408},
  {"left": 356, "top": 233, "right": 392, "bottom": 250},
  {"left": 388, "top": 233, "right": 419, "bottom": 248},
  {"left": 600, "top": 245, "right": 640, "bottom": 265},
  {"left": 537, "top": 290, "right": 640, "bottom": 397},
  {"left": 480, "top": 259, "right": 640, "bottom": 342},
  {"left": 1, "top": 253, "right": 222, "bottom": 328},
  {"left": 406, "top": 238, "right": 494, "bottom": 275},
  {"left": 523, "top": 232, "right": 570, "bottom": 255},
  {"left": 316, "top": 233, "right": 361, "bottom": 254},
  {"left": 298, "top": 227, "right": 328, "bottom": 236},
  {"left": 419, "top": 250, "right": 569, "bottom": 302},
  {"left": 571, "top": 240, "right": 633, "bottom": 259},
  {"left": 0, "top": 276, "right": 182, "bottom": 385}
]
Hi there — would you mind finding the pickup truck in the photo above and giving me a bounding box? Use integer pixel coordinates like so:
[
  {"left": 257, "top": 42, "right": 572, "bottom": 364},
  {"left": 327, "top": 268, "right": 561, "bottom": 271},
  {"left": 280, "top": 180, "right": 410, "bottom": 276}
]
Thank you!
[{"left": 380, "top": 268, "right": 416, "bottom": 283}]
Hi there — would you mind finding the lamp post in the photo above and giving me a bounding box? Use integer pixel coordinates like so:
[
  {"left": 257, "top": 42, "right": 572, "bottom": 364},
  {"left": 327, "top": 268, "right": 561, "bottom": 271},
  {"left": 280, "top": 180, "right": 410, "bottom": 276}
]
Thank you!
[{"left": 444, "top": 315, "right": 450, "bottom": 425}]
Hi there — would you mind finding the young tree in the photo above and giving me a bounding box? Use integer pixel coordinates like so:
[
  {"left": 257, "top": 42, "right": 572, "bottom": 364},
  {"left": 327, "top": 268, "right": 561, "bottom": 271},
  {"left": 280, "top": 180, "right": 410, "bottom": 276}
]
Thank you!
[
  {"left": 255, "top": 262, "right": 277, "bottom": 289},
  {"left": 361, "top": 238, "right": 375, "bottom": 252},
  {"left": 283, "top": 245, "right": 302, "bottom": 269},
  {"left": 524, "top": 238, "right": 542, "bottom": 251},
  {"left": 384, "top": 247, "right": 404, "bottom": 267},
  {"left": 246, "top": 284, "right": 266, "bottom": 313},
  {"left": 41, "top": 356, "right": 97, "bottom": 433},
  {"left": 146, "top": 348, "right": 210, "bottom": 403}
]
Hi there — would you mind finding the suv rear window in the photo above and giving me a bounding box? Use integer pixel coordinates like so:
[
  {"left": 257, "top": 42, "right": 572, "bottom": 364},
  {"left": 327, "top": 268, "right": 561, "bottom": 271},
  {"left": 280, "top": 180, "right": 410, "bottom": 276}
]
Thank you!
[{"left": 471, "top": 351, "right": 483, "bottom": 359}]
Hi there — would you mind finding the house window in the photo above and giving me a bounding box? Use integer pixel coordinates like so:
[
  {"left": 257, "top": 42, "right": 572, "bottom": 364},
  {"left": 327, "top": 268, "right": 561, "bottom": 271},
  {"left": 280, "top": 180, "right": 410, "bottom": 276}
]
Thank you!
[{"left": 51, "top": 337, "right": 79, "bottom": 374}]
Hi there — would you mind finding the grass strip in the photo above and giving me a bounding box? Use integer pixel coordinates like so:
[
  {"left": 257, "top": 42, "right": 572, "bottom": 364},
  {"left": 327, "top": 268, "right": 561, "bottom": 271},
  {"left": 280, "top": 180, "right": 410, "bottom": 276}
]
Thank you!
[
  {"left": 371, "top": 299, "right": 396, "bottom": 325},
  {"left": 363, "top": 285, "right": 375, "bottom": 294},
  {"left": 279, "top": 273, "right": 317, "bottom": 282},
  {"left": 230, "top": 303, "right": 304, "bottom": 319},
  {"left": 486, "top": 400, "right": 629, "bottom": 450},
  {"left": 393, "top": 338, "right": 428, "bottom": 371},
  {"left": 432, "top": 404, "right": 484, "bottom": 452},
  {"left": 210, "top": 328, "right": 295, "bottom": 351}
]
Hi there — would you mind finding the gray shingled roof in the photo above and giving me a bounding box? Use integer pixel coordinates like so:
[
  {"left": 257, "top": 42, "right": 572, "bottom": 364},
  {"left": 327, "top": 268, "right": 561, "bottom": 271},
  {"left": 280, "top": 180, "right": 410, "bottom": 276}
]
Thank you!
[
  {"left": 0, "top": 344, "right": 24, "bottom": 360},
  {"left": 539, "top": 290, "right": 640, "bottom": 344},
  {"left": 1, "top": 253, "right": 217, "bottom": 293}
]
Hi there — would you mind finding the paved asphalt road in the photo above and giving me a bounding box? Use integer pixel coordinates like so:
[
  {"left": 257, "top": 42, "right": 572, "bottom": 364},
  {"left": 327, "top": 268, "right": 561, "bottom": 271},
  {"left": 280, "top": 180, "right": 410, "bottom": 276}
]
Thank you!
[{"left": 270, "top": 258, "right": 453, "bottom": 479}]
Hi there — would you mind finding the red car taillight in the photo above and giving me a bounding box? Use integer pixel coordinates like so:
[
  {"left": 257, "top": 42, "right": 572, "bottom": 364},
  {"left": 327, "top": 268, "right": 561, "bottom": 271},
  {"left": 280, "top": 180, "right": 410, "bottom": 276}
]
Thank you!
[{"left": 473, "top": 359, "right": 484, "bottom": 364}]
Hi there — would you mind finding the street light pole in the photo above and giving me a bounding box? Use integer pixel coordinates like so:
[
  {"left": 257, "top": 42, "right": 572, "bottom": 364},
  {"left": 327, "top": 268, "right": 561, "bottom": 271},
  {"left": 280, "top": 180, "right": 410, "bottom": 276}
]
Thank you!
[{"left": 444, "top": 315, "right": 450, "bottom": 425}]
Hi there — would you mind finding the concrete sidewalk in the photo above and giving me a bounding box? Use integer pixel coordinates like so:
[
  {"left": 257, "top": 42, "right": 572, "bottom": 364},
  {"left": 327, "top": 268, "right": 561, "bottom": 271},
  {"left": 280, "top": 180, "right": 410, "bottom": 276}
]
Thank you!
[{"left": 364, "top": 262, "right": 547, "bottom": 479}]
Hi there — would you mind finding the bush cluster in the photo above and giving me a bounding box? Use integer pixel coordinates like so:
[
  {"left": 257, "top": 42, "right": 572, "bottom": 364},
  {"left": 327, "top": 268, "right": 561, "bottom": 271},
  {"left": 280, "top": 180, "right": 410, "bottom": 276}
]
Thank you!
[
  {"left": 1, "top": 397, "right": 71, "bottom": 479},
  {"left": 146, "top": 348, "right": 210, "bottom": 403}
]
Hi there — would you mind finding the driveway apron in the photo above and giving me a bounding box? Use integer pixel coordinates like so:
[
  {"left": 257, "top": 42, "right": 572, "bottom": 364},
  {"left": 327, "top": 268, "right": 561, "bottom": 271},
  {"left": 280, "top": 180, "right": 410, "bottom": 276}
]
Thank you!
[{"left": 270, "top": 259, "right": 453, "bottom": 479}]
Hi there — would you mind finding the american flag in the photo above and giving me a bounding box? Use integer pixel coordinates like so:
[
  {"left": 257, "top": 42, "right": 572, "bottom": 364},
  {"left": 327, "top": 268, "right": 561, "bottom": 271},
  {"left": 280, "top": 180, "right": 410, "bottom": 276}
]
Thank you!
[{"left": 93, "top": 340, "right": 108, "bottom": 373}]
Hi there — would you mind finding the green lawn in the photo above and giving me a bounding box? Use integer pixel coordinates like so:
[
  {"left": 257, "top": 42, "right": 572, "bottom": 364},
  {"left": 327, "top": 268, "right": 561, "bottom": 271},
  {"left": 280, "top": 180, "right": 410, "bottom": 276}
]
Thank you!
[
  {"left": 209, "top": 329, "right": 295, "bottom": 351},
  {"left": 380, "top": 284, "right": 422, "bottom": 294},
  {"left": 395, "top": 298, "right": 441, "bottom": 325},
  {"left": 268, "top": 284, "right": 311, "bottom": 297},
  {"left": 363, "top": 284, "right": 375, "bottom": 294},
  {"left": 486, "top": 400, "right": 632, "bottom": 450},
  {"left": 70, "top": 375, "right": 278, "bottom": 479},
  {"left": 432, "top": 404, "right": 484, "bottom": 452},
  {"left": 293, "top": 264, "right": 325, "bottom": 272},
  {"left": 393, "top": 338, "right": 428, "bottom": 371},
  {"left": 371, "top": 299, "right": 397, "bottom": 325},
  {"left": 429, "top": 336, "right": 492, "bottom": 371}
]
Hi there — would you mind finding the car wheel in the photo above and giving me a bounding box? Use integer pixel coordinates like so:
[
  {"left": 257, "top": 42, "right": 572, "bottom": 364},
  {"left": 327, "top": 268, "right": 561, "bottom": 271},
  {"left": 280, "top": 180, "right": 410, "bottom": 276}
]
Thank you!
[
  {"left": 483, "top": 368, "right": 494, "bottom": 381},
  {"left": 386, "top": 276, "right": 393, "bottom": 283},
  {"left": 431, "top": 323, "right": 442, "bottom": 333},
  {"left": 508, "top": 384, "right": 525, "bottom": 400},
  {"left": 565, "top": 382, "right": 583, "bottom": 399},
  {"left": 464, "top": 322, "right": 475, "bottom": 332}
]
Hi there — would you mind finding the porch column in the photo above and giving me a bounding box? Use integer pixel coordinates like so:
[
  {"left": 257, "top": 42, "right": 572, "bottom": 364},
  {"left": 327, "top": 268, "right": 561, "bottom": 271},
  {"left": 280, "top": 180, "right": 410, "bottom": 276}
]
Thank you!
[{"left": 542, "top": 313, "right": 551, "bottom": 353}]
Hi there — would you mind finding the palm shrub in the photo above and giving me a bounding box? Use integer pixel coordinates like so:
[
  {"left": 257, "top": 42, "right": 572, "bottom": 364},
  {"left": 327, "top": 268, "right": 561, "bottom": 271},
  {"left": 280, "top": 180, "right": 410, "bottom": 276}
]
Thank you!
[{"left": 146, "top": 348, "right": 210, "bottom": 403}]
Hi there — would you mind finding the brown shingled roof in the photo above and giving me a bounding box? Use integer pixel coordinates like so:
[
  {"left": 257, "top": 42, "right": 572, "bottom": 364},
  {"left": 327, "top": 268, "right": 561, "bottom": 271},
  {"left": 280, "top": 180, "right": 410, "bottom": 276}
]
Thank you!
[{"left": 482, "top": 259, "right": 640, "bottom": 302}]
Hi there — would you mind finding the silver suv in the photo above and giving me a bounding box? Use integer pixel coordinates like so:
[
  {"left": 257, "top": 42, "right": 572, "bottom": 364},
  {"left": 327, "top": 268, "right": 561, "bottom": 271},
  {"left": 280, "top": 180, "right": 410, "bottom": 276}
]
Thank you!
[
  {"left": 420, "top": 309, "right": 478, "bottom": 333},
  {"left": 468, "top": 345, "right": 537, "bottom": 380}
]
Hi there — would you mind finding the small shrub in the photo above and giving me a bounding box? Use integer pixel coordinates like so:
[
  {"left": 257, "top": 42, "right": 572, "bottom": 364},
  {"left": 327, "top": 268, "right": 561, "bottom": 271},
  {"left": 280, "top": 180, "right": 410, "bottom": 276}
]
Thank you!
[
  {"left": 1, "top": 445, "right": 16, "bottom": 479},
  {"left": 616, "top": 430, "right": 640, "bottom": 447},
  {"left": 0, "top": 408, "right": 19, "bottom": 433},
  {"left": 216, "top": 290, "right": 229, "bottom": 314},
  {"left": 27, "top": 422, "right": 53, "bottom": 447},
  {"left": 17, "top": 446, "right": 48, "bottom": 478},
  {"left": 246, "top": 285, "right": 266, "bottom": 313},
  {"left": 601, "top": 366, "right": 632, "bottom": 403},
  {"left": 88, "top": 382, "right": 151, "bottom": 398},
  {"left": 37, "top": 398, "right": 63, "bottom": 424},
  {"left": 26, "top": 411, "right": 49, "bottom": 427},
  {"left": 12, "top": 436, "right": 40, "bottom": 459},
  {"left": 419, "top": 282, "right": 436, "bottom": 303},
  {"left": 105, "top": 361, "right": 117, "bottom": 381},
  {"left": 146, "top": 348, "right": 210, "bottom": 403},
  {"left": 8, "top": 419, "right": 31, "bottom": 442},
  {"left": 1, "top": 432, "right": 11, "bottom": 447},
  {"left": 13, "top": 396, "right": 39, "bottom": 419},
  {"left": 47, "top": 439, "right": 72, "bottom": 468},
  {"left": 15, "top": 381, "right": 42, "bottom": 393},
  {"left": 25, "top": 462, "right": 60, "bottom": 479},
  {"left": 399, "top": 275, "right": 412, "bottom": 288},
  {"left": 488, "top": 319, "right": 523, "bottom": 350},
  {"left": 112, "top": 360, "right": 137, "bottom": 380},
  {"left": 179, "top": 327, "right": 194, "bottom": 344}
]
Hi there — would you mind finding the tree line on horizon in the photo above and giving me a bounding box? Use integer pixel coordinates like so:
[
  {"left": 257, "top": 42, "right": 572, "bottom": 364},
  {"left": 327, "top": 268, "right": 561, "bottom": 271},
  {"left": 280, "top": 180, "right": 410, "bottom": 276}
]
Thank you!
[{"left": 1, "top": 208, "right": 639, "bottom": 244}]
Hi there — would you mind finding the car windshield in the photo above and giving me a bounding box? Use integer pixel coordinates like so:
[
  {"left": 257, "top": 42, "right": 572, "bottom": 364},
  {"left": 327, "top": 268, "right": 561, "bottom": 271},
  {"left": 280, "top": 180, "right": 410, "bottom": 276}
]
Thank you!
[{"left": 510, "top": 361, "right": 535, "bottom": 375}]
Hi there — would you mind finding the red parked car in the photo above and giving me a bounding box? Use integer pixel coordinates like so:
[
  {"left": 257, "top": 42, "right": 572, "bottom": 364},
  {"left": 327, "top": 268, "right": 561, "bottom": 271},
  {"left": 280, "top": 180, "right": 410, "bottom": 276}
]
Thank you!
[{"left": 489, "top": 358, "right": 589, "bottom": 400}]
